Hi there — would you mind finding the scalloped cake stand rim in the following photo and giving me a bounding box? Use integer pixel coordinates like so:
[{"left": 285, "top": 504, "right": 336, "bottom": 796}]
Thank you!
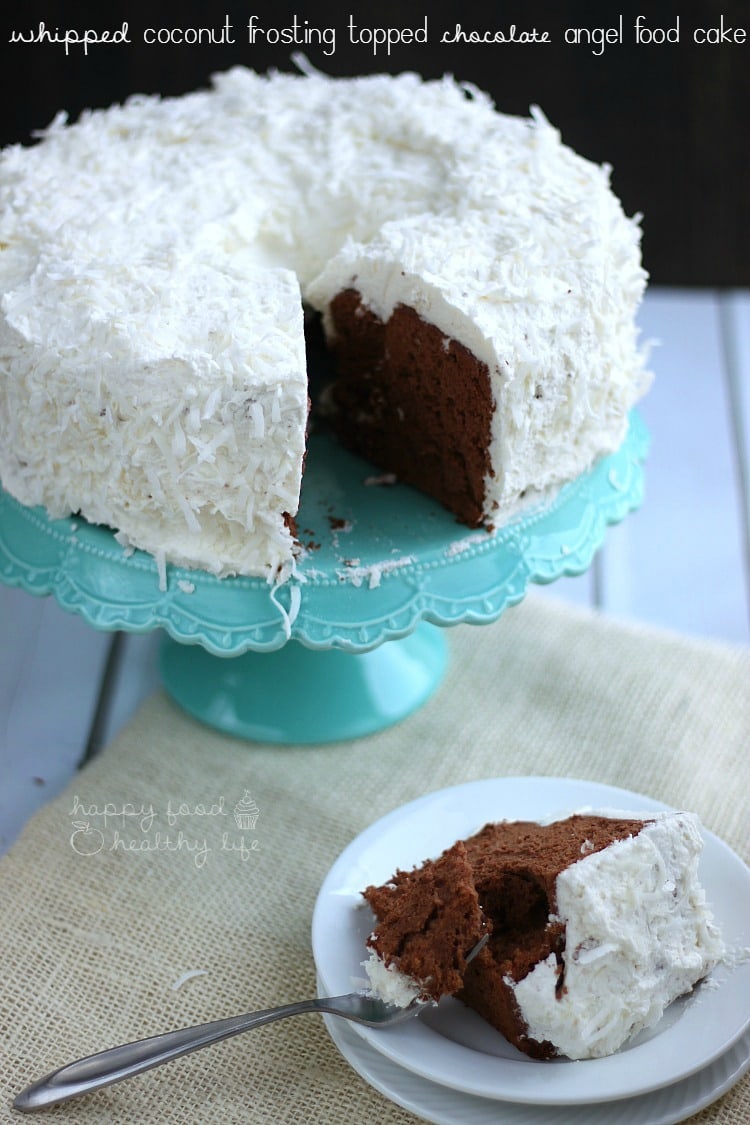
[{"left": 0, "top": 411, "right": 648, "bottom": 658}]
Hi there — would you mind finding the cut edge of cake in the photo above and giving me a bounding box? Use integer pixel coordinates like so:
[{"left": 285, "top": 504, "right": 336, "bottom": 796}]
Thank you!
[{"left": 361, "top": 840, "right": 489, "bottom": 1006}]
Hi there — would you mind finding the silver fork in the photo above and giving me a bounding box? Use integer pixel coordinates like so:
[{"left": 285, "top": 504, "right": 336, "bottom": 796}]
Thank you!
[
  {"left": 15, "top": 935, "right": 490, "bottom": 1111},
  {"left": 13, "top": 991, "right": 422, "bottom": 1112}
]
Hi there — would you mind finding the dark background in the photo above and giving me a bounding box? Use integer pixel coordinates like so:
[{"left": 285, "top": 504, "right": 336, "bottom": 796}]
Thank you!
[{"left": 1, "top": 0, "right": 748, "bottom": 285}]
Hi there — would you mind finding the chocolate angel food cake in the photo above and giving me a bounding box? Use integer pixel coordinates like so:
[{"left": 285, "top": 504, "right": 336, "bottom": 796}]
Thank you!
[
  {"left": 0, "top": 67, "right": 650, "bottom": 581},
  {"left": 362, "top": 811, "right": 724, "bottom": 1060}
]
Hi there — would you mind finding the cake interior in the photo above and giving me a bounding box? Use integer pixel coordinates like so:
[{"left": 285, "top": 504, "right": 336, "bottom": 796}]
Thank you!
[
  {"left": 362, "top": 840, "right": 487, "bottom": 1002},
  {"left": 315, "top": 290, "right": 495, "bottom": 528}
]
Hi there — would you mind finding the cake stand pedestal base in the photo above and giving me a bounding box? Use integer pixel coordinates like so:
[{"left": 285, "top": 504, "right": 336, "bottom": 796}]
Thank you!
[{"left": 159, "top": 622, "right": 449, "bottom": 744}]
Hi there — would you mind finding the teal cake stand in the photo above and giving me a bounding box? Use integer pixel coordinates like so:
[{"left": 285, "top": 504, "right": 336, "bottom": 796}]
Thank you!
[{"left": 0, "top": 413, "right": 648, "bottom": 743}]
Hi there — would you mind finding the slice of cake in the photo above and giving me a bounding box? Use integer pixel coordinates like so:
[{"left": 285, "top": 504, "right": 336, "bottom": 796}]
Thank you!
[
  {"left": 362, "top": 841, "right": 488, "bottom": 1006},
  {"left": 362, "top": 811, "right": 724, "bottom": 1059}
]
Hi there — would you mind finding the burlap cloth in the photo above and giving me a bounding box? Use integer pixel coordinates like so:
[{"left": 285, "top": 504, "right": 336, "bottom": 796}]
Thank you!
[{"left": 0, "top": 594, "right": 748, "bottom": 1124}]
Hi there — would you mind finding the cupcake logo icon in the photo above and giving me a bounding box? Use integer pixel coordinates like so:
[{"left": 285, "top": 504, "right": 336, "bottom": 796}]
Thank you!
[{"left": 233, "top": 790, "right": 260, "bottom": 831}]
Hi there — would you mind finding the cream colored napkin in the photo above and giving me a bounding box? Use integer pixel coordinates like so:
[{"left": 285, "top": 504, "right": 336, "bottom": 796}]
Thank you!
[{"left": 0, "top": 594, "right": 748, "bottom": 1124}]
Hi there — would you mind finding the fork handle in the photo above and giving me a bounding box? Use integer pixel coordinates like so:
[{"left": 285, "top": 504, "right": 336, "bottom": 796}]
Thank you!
[{"left": 13, "top": 998, "right": 333, "bottom": 1111}]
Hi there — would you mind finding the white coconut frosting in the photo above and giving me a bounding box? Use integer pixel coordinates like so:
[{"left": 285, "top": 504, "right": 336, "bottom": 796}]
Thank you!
[
  {"left": 362, "top": 947, "right": 424, "bottom": 1008},
  {"left": 508, "top": 811, "right": 724, "bottom": 1059},
  {"left": 0, "top": 67, "right": 651, "bottom": 577}
]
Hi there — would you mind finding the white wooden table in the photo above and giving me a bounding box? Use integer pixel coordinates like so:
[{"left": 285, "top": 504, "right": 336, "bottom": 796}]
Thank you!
[{"left": 1, "top": 288, "right": 748, "bottom": 855}]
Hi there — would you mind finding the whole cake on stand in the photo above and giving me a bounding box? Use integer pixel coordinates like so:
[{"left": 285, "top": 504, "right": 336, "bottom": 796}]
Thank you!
[{"left": 0, "top": 66, "right": 651, "bottom": 741}]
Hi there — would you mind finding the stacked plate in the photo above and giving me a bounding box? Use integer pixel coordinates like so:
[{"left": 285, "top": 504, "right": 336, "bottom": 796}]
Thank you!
[{"left": 312, "top": 778, "right": 750, "bottom": 1124}]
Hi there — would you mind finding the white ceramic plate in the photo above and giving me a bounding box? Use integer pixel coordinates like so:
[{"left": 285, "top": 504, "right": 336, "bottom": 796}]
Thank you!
[
  {"left": 312, "top": 777, "right": 750, "bottom": 1106},
  {"left": 322, "top": 1001, "right": 750, "bottom": 1125}
]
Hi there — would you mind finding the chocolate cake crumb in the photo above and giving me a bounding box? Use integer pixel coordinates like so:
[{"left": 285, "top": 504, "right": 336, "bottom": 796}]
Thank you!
[
  {"left": 327, "top": 290, "right": 494, "bottom": 526},
  {"left": 363, "top": 841, "right": 487, "bottom": 1002}
]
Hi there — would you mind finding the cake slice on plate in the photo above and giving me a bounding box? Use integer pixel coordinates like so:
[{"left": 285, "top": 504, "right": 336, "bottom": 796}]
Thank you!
[{"left": 362, "top": 811, "right": 724, "bottom": 1059}]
